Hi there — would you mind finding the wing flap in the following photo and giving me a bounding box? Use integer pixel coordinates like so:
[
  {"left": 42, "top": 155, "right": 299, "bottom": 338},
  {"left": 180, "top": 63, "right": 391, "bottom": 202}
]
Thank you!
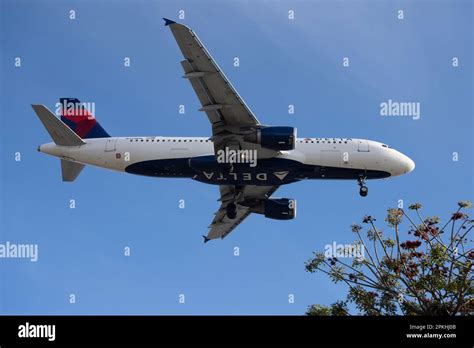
[
  {"left": 180, "top": 59, "right": 223, "bottom": 124},
  {"left": 207, "top": 205, "right": 251, "bottom": 240}
]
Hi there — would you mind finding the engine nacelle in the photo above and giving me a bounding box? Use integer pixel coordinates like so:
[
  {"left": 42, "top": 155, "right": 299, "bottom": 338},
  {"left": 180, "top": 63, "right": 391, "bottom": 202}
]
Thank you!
[
  {"left": 263, "top": 198, "right": 297, "bottom": 220},
  {"left": 243, "top": 126, "right": 296, "bottom": 151}
]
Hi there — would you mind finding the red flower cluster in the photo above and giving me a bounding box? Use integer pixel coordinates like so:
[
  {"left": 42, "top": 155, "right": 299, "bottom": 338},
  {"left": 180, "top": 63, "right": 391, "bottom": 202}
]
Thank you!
[
  {"left": 414, "top": 226, "right": 439, "bottom": 241},
  {"left": 401, "top": 240, "right": 422, "bottom": 249},
  {"left": 404, "top": 263, "right": 419, "bottom": 279},
  {"left": 367, "top": 291, "right": 378, "bottom": 298},
  {"left": 410, "top": 251, "right": 424, "bottom": 258},
  {"left": 452, "top": 212, "right": 466, "bottom": 221}
]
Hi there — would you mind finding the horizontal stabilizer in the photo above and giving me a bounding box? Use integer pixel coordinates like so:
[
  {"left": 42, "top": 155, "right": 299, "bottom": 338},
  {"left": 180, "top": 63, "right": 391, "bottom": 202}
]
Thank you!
[
  {"left": 61, "top": 159, "right": 85, "bottom": 182},
  {"left": 32, "top": 104, "right": 86, "bottom": 146}
]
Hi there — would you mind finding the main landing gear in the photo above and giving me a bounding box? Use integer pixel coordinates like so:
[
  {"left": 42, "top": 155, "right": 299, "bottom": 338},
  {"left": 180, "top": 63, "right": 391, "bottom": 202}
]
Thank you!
[
  {"left": 357, "top": 176, "right": 368, "bottom": 197},
  {"left": 226, "top": 202, "right": 237, "bottom": 219},
  {"left": 225, "top": 186, "right": 244, "bottom": 219}
]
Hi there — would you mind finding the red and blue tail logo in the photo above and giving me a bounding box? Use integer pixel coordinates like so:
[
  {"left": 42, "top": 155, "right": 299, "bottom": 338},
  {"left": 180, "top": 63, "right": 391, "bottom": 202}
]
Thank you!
[{"left": 59, "top": 98, "right": 110, "bottom": 139}]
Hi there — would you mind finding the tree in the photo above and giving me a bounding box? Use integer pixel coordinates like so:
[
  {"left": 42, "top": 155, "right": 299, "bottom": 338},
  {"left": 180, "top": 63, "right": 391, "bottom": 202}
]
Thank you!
[{"left": 305, "top": 201, "right": 473, "bottom": 316}]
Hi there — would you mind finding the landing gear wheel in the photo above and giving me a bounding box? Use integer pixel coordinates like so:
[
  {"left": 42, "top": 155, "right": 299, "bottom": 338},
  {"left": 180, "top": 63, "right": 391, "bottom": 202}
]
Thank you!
[
  {"left": 226, "top": 203, "right": 237, "bottom": 219},
  {"left": 357, "top": 175, "right": 368, "bottom": 197}
]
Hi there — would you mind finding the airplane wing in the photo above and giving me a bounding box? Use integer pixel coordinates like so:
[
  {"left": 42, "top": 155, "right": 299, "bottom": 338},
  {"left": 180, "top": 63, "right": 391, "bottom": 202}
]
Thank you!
[
  {"left": 164, "top": 18, "right": 273, "bottom": 155},
  {"left": 204, "top": 185, "right": 279, "bottom": 242}
]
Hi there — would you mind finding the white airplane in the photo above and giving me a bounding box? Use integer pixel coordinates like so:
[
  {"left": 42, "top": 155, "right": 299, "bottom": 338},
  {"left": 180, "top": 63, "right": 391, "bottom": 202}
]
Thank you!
[{"left": 32, "top": 18, "right": 415, "bottom": 242}]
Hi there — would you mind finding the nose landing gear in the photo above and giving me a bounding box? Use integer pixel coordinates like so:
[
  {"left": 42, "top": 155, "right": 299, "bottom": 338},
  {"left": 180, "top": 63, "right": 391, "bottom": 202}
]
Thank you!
[{"left": 357, "top": 176, "right": 368, "bottom": 197}]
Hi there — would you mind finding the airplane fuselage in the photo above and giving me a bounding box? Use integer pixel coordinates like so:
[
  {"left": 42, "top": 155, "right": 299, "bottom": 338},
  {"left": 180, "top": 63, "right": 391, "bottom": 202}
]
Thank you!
[{"left": 39, "top": 136, "right": 415, "bottom": 186}]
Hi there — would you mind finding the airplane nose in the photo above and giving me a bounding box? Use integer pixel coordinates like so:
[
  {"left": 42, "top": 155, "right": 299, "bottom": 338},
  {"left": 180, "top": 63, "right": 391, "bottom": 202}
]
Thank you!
[
  {"left": 405, "top": 157, "right": 415, "bottom": 173},
  {"left": 390, "top": 151, "right": 415, "bottom": 176},
  {"left": 399, "top": 154, "right": 415, "bottom": 174}
]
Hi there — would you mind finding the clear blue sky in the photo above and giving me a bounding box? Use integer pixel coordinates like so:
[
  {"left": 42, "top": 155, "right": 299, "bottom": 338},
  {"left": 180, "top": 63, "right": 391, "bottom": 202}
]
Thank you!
[{"left": 0, "top": 0, "right": 472, "bottom": 314}]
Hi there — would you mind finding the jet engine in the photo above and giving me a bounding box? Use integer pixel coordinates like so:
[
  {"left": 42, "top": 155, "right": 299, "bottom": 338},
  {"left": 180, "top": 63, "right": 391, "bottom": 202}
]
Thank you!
[
  {"left": 243, "top": 126, "right": 296, "bottom": 151},
  {"left": 249, "top": 198, "right": 296, "bottom": 220}
]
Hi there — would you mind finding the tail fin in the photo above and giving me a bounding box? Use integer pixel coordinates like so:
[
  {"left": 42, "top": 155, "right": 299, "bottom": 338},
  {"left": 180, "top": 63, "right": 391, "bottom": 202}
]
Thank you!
[
  {"left": 59, "top": 98, "right": 110, "bottom": 139},
  {"left": 32, "top": 105, "right": 86, "bottom": 146}
]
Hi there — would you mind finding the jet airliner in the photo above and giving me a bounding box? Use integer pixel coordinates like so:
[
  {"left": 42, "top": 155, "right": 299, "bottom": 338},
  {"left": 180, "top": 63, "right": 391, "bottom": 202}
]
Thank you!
[{"left": 32, "top": 18, "right": 415, "bottom": 242}]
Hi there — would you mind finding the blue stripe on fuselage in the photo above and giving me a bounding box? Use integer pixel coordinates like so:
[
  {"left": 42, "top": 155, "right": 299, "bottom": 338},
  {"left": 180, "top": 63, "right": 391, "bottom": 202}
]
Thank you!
[{"left": 124, "top": 156, "right": 390, "bottom": 186}]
